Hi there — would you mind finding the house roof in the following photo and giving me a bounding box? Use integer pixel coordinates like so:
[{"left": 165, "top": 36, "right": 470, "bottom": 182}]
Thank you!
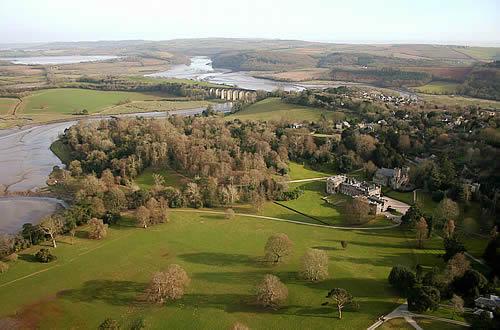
[{"left": 375, "top": 168, "right": 395, "bottom": 178}]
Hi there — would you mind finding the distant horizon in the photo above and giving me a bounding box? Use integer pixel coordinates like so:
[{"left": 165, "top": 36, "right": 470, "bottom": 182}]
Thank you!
[{"left": 1, "top": 37, "right": 499, "bottom": 49}]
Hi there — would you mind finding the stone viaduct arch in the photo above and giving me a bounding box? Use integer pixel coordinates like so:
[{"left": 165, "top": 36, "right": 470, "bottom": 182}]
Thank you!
[{"left": 208, "top": 88, "right": 257, "bottom": 102}]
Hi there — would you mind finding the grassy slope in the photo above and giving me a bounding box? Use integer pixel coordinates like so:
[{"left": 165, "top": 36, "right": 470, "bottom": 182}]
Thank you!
[
  {"left": 49, "top": 140, "right": 72, "bottom": 165},
  {"left": 287, "top": 162, "right": 333, "bottom": 180},
  {"left": 135, "top": 167, "right": 188, "bottom": 189},
  {"left": 414, "top": 81, "right": 460, "bottom": 94},
  {"left": 229, "top": 98, "right": 334, "bottom": 122},
  {"left": 0, "top": 211, "right": 444, "bottom": 330},
  {"left": 99, "top": 100, "right": 210, "bottom": 115}
]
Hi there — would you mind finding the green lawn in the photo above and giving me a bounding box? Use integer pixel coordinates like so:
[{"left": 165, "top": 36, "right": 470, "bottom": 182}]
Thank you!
[
  {"left": 20, "top": 88, "right": 167, "bottom": 115},
  {"left": 135, "top": 167, "right": 188, "bottom": 189},
  {"left": 279, "top": 181, "right": 345, "bottom": 225},
  {"left": 414, "top": 81, "right": 460, "bottom": 95},
  {"left": 416, "top": 318, "right": 468, "bottom": 330},
  {"left": 228, "top": 98, "right": 335, "bottom": 122},
  {"left": 50, "top": 140, "right": 73, "bottom": 165},
  {"left": 0, "top": 211, "right": 444, "bottom": 329},
  {"left": 287, "top": 162, "right": 334, "bottom": 181}
]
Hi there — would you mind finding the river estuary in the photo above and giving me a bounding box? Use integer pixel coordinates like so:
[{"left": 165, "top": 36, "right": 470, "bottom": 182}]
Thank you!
[
  {"left": 0, "top": 106, "right": 231, "bottom": 233},
  {"left": 0, "top": 55, "right": 333, "bottom": 233}
]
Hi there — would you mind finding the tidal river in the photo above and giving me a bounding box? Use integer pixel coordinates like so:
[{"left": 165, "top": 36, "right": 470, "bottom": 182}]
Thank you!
[
  {"left": 0, "top": 105, "right": 231, "bottom": 234},
  {"left": 147, "top": 56, "right": 308, "bottom": 92}
]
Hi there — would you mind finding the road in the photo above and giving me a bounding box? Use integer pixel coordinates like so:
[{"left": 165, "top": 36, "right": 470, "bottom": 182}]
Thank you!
[{"left": 367, "top": 303, "right": 470, "bottom": 330}]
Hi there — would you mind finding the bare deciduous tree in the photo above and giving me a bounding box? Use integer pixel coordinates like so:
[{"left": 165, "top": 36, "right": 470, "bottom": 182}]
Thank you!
[
  {"left": 436, "top": 198, "right": 459, "bottom": 223},
  {"left": 299, "top": 248, "right": 329, "bottom": 282},
  {"left": 255, "top": 274, "right": 288, "bottom": 309},
  {"left": 345, "top": 198, "right": 372, "bottom": 225},
  {"left": 88, "top": 218, "right": 108, "bottom": 240},
  {"left": 451, "top": 294, "right": 464, "bottom": 319},
  {"left": 39, "top": 216, "right": 64, "bottom": 248},
  {"left": 415, "top": 217, "right": 428, "bottom": 249},
  {"left": 324, "top": 288, "right": 353, "bottom": 319},
  {"left": 446, "top": 253, "right": 470, "bottom": 280},
  {"left": 136, "top": 206, "right": 151, "bottom": 228},
  {"left": 146, "top": 264, "right": 190, "bottom": 304},
  {"left": 443, "top": 219, "right": 456, "bottom": 238},
  {"left": 0, "top": 234, "right": 14, "bottom": 259},
  {"left": 264, "top": 233, "right": 293, "bottom": 264},
  {"left": 225, "top": 208, "right": 235, "bottom": 220}
]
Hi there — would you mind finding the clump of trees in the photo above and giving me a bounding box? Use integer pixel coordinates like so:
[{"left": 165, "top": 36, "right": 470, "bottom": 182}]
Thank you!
[
  {"left": 264, "top": 233, "right": 293, "bottom": 264},
  {"left": 255, "top": 274, "right": 288, "bottom": 309},
  {"left": 135, "top": 198, "right": 169, "bottom": 228},
  {"left": 407, "top": 285, "right": 440, "bottom": 313},
  {"left": 299, "top": 248, "right": 329, "bottom": 282},
  {"left": 388, "top": 265, "right": 416, "bottom": 295},
  {"left": 146, "top": 264, "right": 190, "bottom": 304}
]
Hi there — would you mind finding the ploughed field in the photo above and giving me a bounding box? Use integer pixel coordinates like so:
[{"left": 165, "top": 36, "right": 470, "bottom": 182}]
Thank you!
[{"left": 0, "top": 211, "right": 444, "bottom": 329}]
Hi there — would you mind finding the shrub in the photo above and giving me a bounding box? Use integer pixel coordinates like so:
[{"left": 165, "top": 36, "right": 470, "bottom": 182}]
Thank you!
[
  {"left": 340, "top": 240, "right": 348, "bottom": 249},
  {"left": 388, "top": 265, "right": 416, "bottom": 295},
  {"left": 225, "top": 208, "right": 236, "bottom": 220},
  {"left": 98, "top": 318, "right": 120, "bottom": 329},
  {"left": 35, "top": 248, "right": 57, "bottom": 263},
  {"left": 230, "top": 322, "right": 249, "bottom": 330}
]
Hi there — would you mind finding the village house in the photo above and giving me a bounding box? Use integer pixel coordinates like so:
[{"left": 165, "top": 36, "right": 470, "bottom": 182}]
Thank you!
[
  {"left": 473, "top": 295, "right": 500, "bottom": 319},
  {"left": 373, "top": 167, "right": 410, "bottom": 190}
]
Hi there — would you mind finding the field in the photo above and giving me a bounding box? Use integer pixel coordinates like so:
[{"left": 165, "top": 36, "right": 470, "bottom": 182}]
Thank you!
[
  {"left": 414, "top": 81, "right": 460, "bottom": 95},
  {"left": 0, "top": 97, "right": 19, "bottom": 115},
  {"left": 0, "top": 210, "right": 445, "bottom": 329},
  {"left": 418, "top": 93, "right": 500, "bottom": 109},
  {"left": 0, "top": 88, "right": 215, "bottom": 128},
  {"left": 20, "top": 88, "right": 166, "bottom": 115},
  {"left": 228, "top": 98, "right": 334, "bottom": 122}
]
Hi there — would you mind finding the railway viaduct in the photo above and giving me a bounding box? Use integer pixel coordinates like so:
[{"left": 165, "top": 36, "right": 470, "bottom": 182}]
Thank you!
[{"left": 208, "top": 88, "right": 257, "bottom": 102}]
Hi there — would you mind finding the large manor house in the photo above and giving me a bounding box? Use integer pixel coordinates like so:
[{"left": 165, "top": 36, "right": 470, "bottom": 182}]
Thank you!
[{"left": 326, "top": 167, "right": 410, "bottom": 214}]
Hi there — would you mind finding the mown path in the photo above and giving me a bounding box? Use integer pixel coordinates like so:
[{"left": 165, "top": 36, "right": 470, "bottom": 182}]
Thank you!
[{"left": 169, "top": 208, "right": 401, "bottom": 230}]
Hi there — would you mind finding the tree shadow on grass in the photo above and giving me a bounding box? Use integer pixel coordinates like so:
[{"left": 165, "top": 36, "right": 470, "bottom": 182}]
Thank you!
[
  {"left": 178, "top": 252, "right": 264, "bottom": 267},
  {"left": 57, "top": 280, "right": 147, "bottom": 306},
  {"left": 312, "top": 245, "right": 340, "bottom": 251},
  {"left": 74, "top": 230, "right": 88, "bottom": 239},
  {"left": 18, "top": 253, "right": 37, "bottom": 262},
  {"left": 179, "top": 292, "right": 307, "bottom": 315}
]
